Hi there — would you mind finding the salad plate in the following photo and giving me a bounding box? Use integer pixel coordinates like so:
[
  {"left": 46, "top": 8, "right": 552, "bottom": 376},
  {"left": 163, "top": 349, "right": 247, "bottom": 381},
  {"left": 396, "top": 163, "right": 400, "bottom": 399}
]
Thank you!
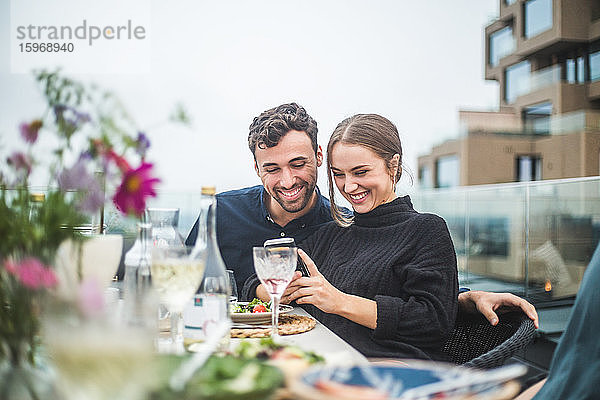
[
  {"left": 231, "top": 302, "right": 293, "bottom": 324},
  {"left": 292, "top": 361, "right": 525, "bottom": 399}
]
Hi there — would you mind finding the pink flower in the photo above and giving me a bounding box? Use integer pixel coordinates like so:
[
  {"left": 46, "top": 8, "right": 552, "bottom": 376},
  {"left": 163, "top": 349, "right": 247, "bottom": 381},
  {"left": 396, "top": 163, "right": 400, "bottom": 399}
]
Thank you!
[
  {"left": 40, "top": 267, "right": 59, "bottom": 287},
  {"left": 5, "top": 260, "right": 17, "bottom": 275},
  {"left": 4, "top": 258, "right": 58, "bottom": 290},
  {"left": 90, "top": 139, "right": 131, "bottom": 173},
  {"left": 19, "top": 120, "right": 43, "bottom": 144},
  {"left": 77, "top": 278, "right": 104, "bottom": 317},
  {"left": 113, "top": 162, "right": 160, "bottom": 217},
  {"left": 7, "top": 152, "right": 32, "bottom": 175},
  {"left": 107, "top": 149, "right": 131, "bottom": 173}
]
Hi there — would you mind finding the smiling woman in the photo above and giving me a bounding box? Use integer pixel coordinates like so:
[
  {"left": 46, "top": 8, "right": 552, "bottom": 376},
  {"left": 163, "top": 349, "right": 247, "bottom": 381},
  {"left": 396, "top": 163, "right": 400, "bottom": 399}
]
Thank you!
[
  {"left": 330, "top": 143, "right": 398, "bottom": 215},
  {"left": 327, "top": 114, "right": 403, "bottom": 226}
]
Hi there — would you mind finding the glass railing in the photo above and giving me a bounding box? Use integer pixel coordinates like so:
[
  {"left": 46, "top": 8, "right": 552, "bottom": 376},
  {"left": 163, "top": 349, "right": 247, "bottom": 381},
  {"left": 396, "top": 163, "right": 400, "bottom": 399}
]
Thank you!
[
  {"left": 529, "top": 64, "right": 561, "bottom": 93},
  {"left": 546, "top": 110, "right": 600, "bottom": 135},
  {"left": 509, "top": 64, "right": 562, "bottom": 103},
  {"left": 411, "top": 176, "right": 600, "bottom": 305}
]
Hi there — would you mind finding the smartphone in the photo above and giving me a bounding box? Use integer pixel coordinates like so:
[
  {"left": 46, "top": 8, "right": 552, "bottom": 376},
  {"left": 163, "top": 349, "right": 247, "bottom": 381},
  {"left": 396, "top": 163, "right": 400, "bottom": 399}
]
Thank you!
[{"left": 263, "top": 237, "right": 310, "bottom": 277}]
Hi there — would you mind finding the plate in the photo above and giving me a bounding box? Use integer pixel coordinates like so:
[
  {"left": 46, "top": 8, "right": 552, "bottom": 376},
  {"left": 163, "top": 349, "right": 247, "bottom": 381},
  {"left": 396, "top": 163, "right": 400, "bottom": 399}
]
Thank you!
[
  {"left": 231, "top": 302, "right": 293, "bottom": 324},
  {"left": 292, "top": 362, "right": 525, "bottom": 400},
  {"left": 151, "top": 354, "right": 284, "bottom": 400}
]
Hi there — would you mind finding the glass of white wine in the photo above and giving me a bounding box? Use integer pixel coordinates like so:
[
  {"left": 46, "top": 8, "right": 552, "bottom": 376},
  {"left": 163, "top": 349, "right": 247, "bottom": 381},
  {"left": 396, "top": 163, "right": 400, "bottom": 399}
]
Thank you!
[
  {"left": 151, "top": 246, "right": 205, "bottom": 353},
  {"left": 253, "top": 246, "right": 297, "bottom": 338}
]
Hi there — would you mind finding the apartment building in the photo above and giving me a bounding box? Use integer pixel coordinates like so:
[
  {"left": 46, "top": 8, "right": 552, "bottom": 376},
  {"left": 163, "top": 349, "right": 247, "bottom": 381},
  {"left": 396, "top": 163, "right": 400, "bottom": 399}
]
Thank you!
[{"left": 418, "top": 0, "right": 600, "bottom": 188}]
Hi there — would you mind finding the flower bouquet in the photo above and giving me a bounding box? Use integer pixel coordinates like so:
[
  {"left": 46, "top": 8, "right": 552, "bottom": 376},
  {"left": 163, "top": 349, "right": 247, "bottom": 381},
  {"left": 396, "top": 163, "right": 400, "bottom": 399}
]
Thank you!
[{"left": 0, "top": 70, "right": 187, "bottom": 398}]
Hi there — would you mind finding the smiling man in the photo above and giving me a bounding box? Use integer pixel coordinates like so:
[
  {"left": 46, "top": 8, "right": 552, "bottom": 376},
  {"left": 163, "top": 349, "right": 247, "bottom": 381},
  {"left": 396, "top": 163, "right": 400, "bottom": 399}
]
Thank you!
[
  {"left": 186, "top": 103, "right": 332, "bottom": 296},
  {"left": 185, "top": 102, "right": 539, "bottom": 328},
  {"left": 253, "top": 129, "right": 321, "bottom": 226}
]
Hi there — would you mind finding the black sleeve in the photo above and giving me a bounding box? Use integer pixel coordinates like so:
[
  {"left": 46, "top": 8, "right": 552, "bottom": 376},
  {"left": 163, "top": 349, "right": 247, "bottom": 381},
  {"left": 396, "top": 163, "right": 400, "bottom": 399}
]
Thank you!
[{"left": 240, "top": 273, "right": 261, "bottom": 301}]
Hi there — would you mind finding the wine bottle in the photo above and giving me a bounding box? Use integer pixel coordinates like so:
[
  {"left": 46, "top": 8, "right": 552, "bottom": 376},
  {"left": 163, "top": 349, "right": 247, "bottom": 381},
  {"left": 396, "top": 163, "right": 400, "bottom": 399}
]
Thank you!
[{"left": 183, "top": 186, "right": 231, "bottom": 343}]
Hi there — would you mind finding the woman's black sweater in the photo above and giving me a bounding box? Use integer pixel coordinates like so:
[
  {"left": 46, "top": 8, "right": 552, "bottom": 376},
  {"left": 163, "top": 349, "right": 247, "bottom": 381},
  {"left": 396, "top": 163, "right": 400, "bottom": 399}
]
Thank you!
[{"left": 243, "top": 196, "right": 458, "bottom": 360}]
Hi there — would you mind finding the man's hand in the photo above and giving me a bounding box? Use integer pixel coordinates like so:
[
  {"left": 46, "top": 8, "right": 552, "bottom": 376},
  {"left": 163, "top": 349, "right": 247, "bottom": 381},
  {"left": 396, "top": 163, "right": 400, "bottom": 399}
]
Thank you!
[{"left": 458, "top": 290, "right": 539, "bottom": 329}]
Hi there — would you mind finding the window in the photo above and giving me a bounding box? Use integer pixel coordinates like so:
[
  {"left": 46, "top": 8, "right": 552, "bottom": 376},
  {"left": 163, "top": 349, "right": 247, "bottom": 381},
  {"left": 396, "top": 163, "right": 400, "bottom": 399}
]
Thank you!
[
  {"left": 566, "top": 57, "right": 587, "bottom": 84},
  {"left": 516, "top": 155, "right": 542, "bottom": 182},
  {"left": 489, "top": 26, "right": 515, "bottom": 66},
  {"left": 566, "top": 59, "right": 576, "bottom": 83},
  {"left": 523, "top": 102, "right": 552, "bottom": 134},
  {"left": 524, "top": 0, "right": 553, "bottom": 38},
  {"left": 578, "top": 56, "right": 586, "bottom": 83},
  {"left": 418, "top": 165, "right": 432, "bottom": 189},
  {"left": 505, "top": 0, "right": 517, "bottom": 4},
  {"left": 590, "top": 51, "right": 600, "bottom": 82},
  {"left": 435, "top": 155, "right": 460, "bottom": 188},
  {"left": 505, "top": 61, "right": 531, "bottom": 103}
]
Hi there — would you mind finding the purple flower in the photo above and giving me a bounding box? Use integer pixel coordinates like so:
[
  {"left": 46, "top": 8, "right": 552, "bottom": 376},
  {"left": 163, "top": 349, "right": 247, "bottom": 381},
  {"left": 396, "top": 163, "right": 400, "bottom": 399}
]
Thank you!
[
  {"left": 7, "top": 152, "right": 32, "bottom": 175},
  {"left": 19, "top": 120, "right": 43, "bottom": 144},
  {"left": 74, "top": 109, "right": 91, "bottom": 124},
  {"left": 53, "top": 105, "right": 91, "bottom": 137},
  {"left": 78, "top": 180, "right": 105, "bottom": 214},
  {"left": 135, "top": 132, "right": 151, "bottom": 158},
  {"left": 53, "top": 104, "right": 67, "bottom": 120},
  {"left": 58, "top": 157, "right": 105, "bottom": 213},
  {"left": 54, "top": 104, "right": 90, "bottom": 125},
  {"left": 57, "top": 157, "right": 89, "bottom": 190}
]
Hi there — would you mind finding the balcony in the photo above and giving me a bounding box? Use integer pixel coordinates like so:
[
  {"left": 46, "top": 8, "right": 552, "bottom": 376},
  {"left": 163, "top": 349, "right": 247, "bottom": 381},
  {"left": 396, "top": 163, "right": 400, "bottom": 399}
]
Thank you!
[
  {"left": 506, "top": 64, "right": 561, "bottom": 104},
  {"left": 412, "top": 176, "right": 600, "bottom": 306}
]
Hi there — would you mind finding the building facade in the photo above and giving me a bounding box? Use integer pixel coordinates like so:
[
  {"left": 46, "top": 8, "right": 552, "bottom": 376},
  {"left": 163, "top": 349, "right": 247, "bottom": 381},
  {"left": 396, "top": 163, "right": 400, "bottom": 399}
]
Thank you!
[{"left": 418, "top": 0, "right": 600, "bottom": 188}]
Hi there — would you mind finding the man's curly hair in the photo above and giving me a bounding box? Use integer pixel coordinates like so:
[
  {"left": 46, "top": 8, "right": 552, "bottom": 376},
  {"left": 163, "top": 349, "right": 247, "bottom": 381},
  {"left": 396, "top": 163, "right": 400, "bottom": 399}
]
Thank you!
[{"left": 248, "top": 103, "right": 318, "bottom": 158}]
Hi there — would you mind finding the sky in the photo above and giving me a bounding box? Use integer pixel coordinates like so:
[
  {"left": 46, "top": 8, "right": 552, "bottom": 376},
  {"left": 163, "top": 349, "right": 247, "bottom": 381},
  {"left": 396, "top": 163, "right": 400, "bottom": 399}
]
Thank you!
[{"left": 0, "top": 0, "right": 499, "bottom": 196}]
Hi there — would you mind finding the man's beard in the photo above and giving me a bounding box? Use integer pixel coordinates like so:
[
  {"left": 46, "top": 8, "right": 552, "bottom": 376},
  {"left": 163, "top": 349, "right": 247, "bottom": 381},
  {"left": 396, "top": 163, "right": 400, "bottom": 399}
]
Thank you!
[{"left": 272, "top": 180, "right": 317, "bottom": 214}]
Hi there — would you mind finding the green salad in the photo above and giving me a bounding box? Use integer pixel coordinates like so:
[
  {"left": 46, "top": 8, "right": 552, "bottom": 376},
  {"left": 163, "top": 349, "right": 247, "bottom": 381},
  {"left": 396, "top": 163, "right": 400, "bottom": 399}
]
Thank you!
[
  {"left": 150, "top": 354, "right": 284, "bottom": 400},
  {"left": 234, "top": 337, "right": 325, "bottom": 365},
  {"left": 150, "top": 338, "right": 324, "bottom": 399},
  {"left": 232, "top": 298, "right": 271, "bottom": 313}
]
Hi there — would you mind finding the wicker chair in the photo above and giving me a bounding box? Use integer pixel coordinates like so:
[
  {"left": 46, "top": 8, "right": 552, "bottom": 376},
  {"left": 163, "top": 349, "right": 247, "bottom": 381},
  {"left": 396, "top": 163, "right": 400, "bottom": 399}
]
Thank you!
[{"left": 442, "top": 310, "right": 536, "bottom": 369}]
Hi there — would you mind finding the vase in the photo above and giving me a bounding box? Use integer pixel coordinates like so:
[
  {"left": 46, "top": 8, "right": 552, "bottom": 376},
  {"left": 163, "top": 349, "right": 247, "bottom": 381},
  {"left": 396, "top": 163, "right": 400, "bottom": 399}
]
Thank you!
[
  {"left": 53, "top": 234, "right": 123, "bottom": 298},
  {"left": 146, "top": 208, "right": 185, "bottom": 248},
  {"left": 0, "top": 358, "right": 56, "bottom": 400}
]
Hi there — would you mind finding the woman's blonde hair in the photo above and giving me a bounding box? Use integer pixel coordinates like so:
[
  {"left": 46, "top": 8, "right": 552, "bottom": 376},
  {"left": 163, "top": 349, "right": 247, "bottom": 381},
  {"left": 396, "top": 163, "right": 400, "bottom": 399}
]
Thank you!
[{"left": 326, "top": 114, "right": 403, "bottom": 227}]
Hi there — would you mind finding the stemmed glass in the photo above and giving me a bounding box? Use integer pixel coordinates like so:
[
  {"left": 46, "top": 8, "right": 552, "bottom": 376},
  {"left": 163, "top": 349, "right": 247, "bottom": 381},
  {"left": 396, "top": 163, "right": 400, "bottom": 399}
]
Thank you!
[
  {"left": 227, "top": 269, "right": 238, "bottom": 303},
  {"left": 151, "top": 246, "right": 206, "bottom": 353},
  {"left": 252, "top": 246, "right": 297, "bottom": 338}
]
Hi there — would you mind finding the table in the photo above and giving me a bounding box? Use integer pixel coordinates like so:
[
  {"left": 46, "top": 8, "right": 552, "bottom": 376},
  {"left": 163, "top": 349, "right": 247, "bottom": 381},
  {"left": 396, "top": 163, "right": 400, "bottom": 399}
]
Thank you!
[{"left": 231, "top": 307, "right": 368, "bottom": 365}]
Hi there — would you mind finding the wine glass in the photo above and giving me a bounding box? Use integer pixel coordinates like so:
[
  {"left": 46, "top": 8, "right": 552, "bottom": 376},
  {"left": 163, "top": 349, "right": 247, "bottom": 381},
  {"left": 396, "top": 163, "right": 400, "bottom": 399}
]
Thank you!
[
  {"left": 151, "top": 246, "right": 206, "bottom": 353},
  {"left": 252, "top": 246, "right": 297, "bottom": 338},
  {"left": 43, "top": 289, "right": 157, "bottom": 400},
  {"left": 227, "top": 269, "right": 238, "bottom": 303}
]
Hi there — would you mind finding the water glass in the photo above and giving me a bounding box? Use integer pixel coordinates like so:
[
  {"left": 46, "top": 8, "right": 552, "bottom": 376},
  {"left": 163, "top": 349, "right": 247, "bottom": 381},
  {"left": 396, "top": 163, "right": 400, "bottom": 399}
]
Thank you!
[{"left": 252, "top": 246, "right": 297, "bottom": 338}]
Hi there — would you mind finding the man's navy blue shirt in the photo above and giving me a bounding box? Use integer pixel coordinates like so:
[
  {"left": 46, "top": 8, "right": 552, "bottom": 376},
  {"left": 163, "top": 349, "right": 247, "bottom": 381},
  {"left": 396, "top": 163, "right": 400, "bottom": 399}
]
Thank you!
[{"left": 185, "top": 185, "right": 333, "bottom": 298}]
